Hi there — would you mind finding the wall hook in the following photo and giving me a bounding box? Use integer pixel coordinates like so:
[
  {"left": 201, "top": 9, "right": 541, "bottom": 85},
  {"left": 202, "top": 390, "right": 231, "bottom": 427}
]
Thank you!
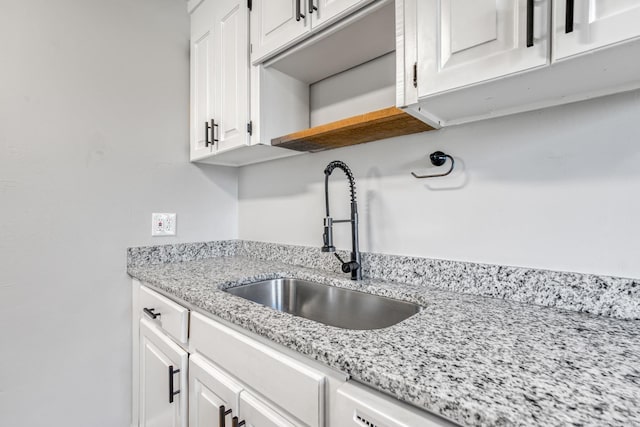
[{"left": 411, "top": 151, "right": 455, "bottom": 179}]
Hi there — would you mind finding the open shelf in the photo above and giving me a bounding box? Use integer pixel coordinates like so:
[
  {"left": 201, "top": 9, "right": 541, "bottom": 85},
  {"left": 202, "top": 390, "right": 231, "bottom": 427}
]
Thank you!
[{"left": 271, "top": 107, "right": 436, "bottom": 152}]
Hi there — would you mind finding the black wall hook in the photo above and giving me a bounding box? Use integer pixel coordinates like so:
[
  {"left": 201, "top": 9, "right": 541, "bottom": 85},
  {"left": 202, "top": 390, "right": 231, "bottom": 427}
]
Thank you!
[{"left": 411, "top": 151, "right": 455, "bottom": 179}]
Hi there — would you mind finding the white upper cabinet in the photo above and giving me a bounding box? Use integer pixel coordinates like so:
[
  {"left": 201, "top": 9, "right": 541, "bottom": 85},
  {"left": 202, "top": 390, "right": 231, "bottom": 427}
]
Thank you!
[
  {"left": 250, "top": 0, "right": 373, "bottom": 63},
  {"left": 311, "top": 0, "right": 373, "bottom": 28},
  {"left": 553, "top": 0, "right": 640, "bottom": 60},
  {"left": 250, "top": 0, "right": 310, "bottom": 62},
  {"left": 190, "top": 0, "right": 300, "bottom": 166},
  {"left": 399, "top": 0, "right": 640, "bottom": 127},
  {"left": 190, "top": 0, "right": 251, "bottom": 162},
  {"left": 416, "top": 0, "right": 549, "bottom": 97},
  {"left": 190, "top": 0, "right": 215, "bottom": 160}
]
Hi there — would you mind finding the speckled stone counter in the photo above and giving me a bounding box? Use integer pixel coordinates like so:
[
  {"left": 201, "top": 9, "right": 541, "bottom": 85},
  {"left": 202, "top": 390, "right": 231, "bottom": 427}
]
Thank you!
[
  {"left": 129, "top": 240, "right": 640, "bottom": 319},
  {"left": 127, "top": 254, "right": 640, "bottom": 427}
]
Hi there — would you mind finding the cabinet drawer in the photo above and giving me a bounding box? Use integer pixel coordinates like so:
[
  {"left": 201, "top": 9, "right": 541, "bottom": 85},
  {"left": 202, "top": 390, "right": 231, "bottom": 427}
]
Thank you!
[
  {"left": 190, "top": 313, "right": 325, "bottom": 427},
  {"left": 140, "top": 286, "right": 189, "bottom": 345},
  {"left": 333, "top": 382, "right": 457, "bottom": 427}
]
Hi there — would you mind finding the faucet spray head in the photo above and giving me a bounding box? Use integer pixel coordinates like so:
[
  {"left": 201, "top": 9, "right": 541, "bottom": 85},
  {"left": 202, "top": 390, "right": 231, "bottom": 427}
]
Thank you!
[{"left": 321, "top": 217, "right": 335, "bottom": 252}]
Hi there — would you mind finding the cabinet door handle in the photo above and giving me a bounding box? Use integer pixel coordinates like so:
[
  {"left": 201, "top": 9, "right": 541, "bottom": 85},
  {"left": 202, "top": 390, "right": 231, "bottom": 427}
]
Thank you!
[
  {"left": 526, "top": 0, "right": 534, "bottom": 47},
  {"left": 143, "top": 308, "right": 160, "bottom": 319},
  {"left": 204, "top": 121, "right": 212, "bottom": 147},
  {"left": 232, "top": 416, "right": 246, "bottom": 427},
  {"left": 219, "top": 405, "right": 232, "bottom": 426},
  {"left": 168, "top": 365, "right": 180, "bottom": 403},
  {"left": 211, "top": 119, "right": 219, "bottom": 147},
  {"left": 296, "top": 0, "right": 305, "bottom": 21},
  {"left": 309, "top": 0, "right": 317, "bottom": 14},
  {"left": 565, "top": 0, "right": 574, "bottom": 33}
]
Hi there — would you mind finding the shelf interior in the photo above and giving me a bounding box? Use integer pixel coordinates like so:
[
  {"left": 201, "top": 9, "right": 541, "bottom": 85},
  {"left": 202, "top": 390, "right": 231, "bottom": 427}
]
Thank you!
[{"left": 271, "top": 107, "right": 436, "bottom": 152}]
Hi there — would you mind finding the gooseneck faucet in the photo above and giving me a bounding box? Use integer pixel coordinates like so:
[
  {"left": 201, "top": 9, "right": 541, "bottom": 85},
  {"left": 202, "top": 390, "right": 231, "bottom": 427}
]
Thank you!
[{"left": 322, "top": 161, "right": 362, "bottom": 280}]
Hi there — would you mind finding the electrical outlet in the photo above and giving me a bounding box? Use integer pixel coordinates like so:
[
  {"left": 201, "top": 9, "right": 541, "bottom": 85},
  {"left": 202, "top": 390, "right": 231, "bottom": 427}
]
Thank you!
[{"left": 151, "top": 213, "right": 176, "bottom": 236}]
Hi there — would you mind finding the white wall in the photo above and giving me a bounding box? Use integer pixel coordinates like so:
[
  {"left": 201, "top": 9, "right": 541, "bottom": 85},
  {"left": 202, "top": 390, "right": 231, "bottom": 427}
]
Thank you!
[
  {"left": 0, "top": 1, "right": 237, "bottom": 426},
  {"left": 239, "top": 90, "right": 640, "bottom": 279}
]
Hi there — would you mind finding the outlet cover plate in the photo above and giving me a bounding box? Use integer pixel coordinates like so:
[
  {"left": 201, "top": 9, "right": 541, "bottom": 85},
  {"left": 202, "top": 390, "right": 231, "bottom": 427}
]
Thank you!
[{"left": 152, "top": 213, "right": 177, "bottom": 236}]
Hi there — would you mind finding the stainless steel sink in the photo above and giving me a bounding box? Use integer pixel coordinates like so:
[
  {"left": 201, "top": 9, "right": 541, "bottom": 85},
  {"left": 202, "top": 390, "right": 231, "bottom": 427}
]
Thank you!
[{"left": 224, "top": 278, "right": 421, "bottom": 330}]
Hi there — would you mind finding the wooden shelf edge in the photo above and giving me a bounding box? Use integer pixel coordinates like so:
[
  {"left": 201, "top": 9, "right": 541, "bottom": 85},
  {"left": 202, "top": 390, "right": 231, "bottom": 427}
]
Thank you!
[{"left": 271, "top": 107, "right": 436, "bottom": 152}]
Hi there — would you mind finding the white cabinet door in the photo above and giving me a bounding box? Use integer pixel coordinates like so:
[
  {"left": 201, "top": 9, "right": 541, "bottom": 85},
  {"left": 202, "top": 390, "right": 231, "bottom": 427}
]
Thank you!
[
  {"left": 311, "top": 0, "right": 372, "bottom": 29},
  {"left": 250, "top": 0, "right": 310, "bottom": 62},
  {"left": 190, "top": 312, "right": 326, "bottom": 427},
  {"left": 189, "top": 354, "right": 244, "bottom": 427},
  {"left": 214, "top": 0, "right": 250, "bottom": 153},
  {"left": 139, "top": 319, "right": 188, "bottom": 427},
  {"left": 190, "top": 0, "right": 250, "bottom": 162},
  {"left": 190, "top": 0, "right": 215, "bottom": 161},
  {"left": 554, "top": 0, "right": 640, "bottom": 60},
  {"left": 416, "top": 0, "right": 549, "bottom": 97},
  {"left": 238, "top": 391, "right": 298, "bottom": 427}
]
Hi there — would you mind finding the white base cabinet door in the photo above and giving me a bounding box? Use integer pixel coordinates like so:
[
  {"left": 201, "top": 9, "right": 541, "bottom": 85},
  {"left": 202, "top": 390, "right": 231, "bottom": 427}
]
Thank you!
[
  {"left": 139, "top": 319, "right": 188, "bottom": 427},
  {"left": 553, "top": 0, "right": 640, "bottom": 60},
  {"left": 189, "top": 354, "right": 243, "bottom": 427},
  {"left": 238, "top": 391, "right": 298, "bottom": 427},
  {"left": 416, "top": 0, "right": 549, "bottom": 97},
  {"left": 189, "top": 353, "right": 301, "bottom": 427}
]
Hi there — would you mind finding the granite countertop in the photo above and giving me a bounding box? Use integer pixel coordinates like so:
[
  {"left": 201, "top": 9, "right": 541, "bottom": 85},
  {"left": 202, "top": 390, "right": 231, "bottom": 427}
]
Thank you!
[{"left": 128, "top": 255, "right": 640, "bottom": 427}]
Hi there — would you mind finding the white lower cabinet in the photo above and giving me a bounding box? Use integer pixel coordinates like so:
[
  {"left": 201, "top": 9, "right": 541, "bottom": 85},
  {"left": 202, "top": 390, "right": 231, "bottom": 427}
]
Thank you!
[
  {"left": 189, "top": 352, "right": 299, "bottom": 427},
  {"left": 133, "top": 283, "right": 454, "bottom": 427},
  {"left": 189, "top": 312, "right": 331, "bottom": 427},
  {"left": 139, "top": 319, "right": 189, "bottom": 427}
]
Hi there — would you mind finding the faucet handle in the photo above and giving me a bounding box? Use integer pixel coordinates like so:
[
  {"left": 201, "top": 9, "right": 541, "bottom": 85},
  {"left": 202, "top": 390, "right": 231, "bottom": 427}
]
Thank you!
[{"left": 334, "top": 253, "right": 359, "bottom": 274}]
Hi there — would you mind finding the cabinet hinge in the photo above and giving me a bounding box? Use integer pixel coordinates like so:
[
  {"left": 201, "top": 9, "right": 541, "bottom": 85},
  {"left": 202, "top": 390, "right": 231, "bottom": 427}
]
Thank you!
[
  {"left": 248, "top": 0, "right": 252, "bottom": 11},
  {"left": 247, "top": 121, "right": 253, "bottom": 135},
  {"left": 413, "top": 62, "right": 418, "bottom": 88}
]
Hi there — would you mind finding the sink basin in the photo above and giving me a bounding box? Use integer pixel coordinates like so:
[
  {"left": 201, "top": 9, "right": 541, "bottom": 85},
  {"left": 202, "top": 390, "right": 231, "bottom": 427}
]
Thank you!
[{"left": 224, "top": 278, "right": 421, "bottom": 330}]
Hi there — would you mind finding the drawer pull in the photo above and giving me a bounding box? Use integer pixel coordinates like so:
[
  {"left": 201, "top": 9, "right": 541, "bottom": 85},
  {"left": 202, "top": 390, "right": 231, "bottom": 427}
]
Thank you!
[
  {"left": 168, "top": 365, "right": 180, "bottom": 403},
  {"left": 232, "top": 416, "right": 246, "bottom": 427},
  {"left": 205, "top": 121, "right": 211, "bottom": 147},
  {"left": 565, "top": 0, "right": 574, "bottom": 33},
  {"left": 308, "top": 0, "right": 317, "bottom": 14},
  {"left": 296, "top": 0, "right": 305, "bottom": 21},
  {"left": 143, "top": 308, "right": 160, "bottom": 319},
  {"left": 526, "top": 0, "right": 534, "bottom": 47},
  {"left": 219, "top": 405, "right": 232, "bottom": 426},
  {"left": 211, "top": 119, "right": 219, "bottom": 147}
]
